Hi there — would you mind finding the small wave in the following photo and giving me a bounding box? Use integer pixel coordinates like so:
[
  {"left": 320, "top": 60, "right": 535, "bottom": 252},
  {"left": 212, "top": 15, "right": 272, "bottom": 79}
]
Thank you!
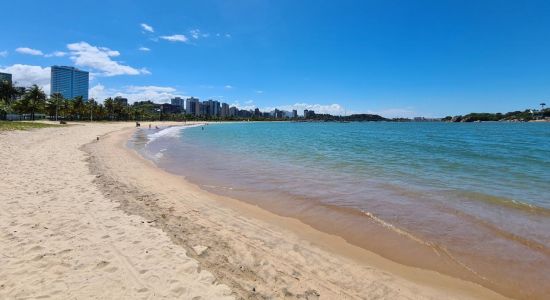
[
  {"left": 361, "top": 210, "right": 490, "bottom": 282},
  {"left": 146, "top": 124, "right": 204, "bottom": 145},
  {"left": 451, "top": 190, "right": 550, "bottom": 217}
]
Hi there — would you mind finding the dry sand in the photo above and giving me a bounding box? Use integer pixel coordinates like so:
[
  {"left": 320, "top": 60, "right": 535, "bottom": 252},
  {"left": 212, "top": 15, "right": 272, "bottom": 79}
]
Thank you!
[{"left": 0, "top": 122, "right": 509, "bottom": 299}]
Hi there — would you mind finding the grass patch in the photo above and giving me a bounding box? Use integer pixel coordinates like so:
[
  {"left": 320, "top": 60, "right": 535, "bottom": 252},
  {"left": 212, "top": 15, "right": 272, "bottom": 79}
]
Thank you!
[{"left": 0, "top": 121, "right": 61, "bottom": 131}]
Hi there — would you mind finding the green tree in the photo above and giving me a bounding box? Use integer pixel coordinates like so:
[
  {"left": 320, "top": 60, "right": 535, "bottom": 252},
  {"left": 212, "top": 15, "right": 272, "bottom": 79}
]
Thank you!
[
  {"left": 86, "top": 98, "right": 97, "bottom": 121},
  {"left": 0, "top": 81, "right": 20, "bottom": 119},
  {"left": 14, "top": 85, "right": 46, "bottom": 120},
  {"left": 104, "top": 97, "right": 114, "bottom": 120},
  {"left": 0, "top": 81, "right": 18, "bottom": 106},
  {"left": 72, "top": 96, "right": 85, "bottom": 120},
  {"left": 45, "top": 92, "right": 64, "bottom": 120},
  {"left": 60, "top": 99, "right": 72, "bottom": 119}
]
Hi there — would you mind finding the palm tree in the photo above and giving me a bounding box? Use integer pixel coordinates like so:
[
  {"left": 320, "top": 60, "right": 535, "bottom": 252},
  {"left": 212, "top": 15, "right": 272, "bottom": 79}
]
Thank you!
[
  {"left": 87, "top": 98, "right": 97, "bottom": 121},
  {"left": 0, "top": 81, "right": 19, "bottom": 119},
  {"left": 0, "top": 81, "right": 18, "bottom": 106},
  {"left": 60, "top": 99, "right": 72, "bottom": 119},
  {"left": 15, "top": 85, "right": 46, "bottom": 120},
  {"left": 46, "top": 92, "right": 64, "bottom": 121},
  {"left": 104, "top": 97, "right": 114, "bottom": 120},
  {"left": 73, "top": 96, "right": 85, "bottom": 120}
]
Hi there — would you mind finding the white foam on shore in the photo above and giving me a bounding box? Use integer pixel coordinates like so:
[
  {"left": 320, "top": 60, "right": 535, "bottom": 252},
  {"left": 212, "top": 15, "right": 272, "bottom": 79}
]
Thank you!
[{"left": 146, "top": 124, "right": 204, "bottom": 145}]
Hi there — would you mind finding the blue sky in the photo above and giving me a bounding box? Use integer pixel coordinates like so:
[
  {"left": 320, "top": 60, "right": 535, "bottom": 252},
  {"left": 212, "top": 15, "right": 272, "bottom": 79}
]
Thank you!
[{"left": 1, "top": 0, "right": 550, "bottom": 117}]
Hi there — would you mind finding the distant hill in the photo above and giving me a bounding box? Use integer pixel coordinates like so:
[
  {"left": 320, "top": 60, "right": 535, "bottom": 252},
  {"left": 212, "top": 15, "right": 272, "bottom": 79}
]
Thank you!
[{"left": 442, "top": 109, "right": 549, "bottom": 122}]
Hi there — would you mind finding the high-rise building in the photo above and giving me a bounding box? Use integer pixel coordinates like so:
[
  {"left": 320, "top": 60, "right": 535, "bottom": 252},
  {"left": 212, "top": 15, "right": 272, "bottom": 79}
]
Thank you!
[
  {"left": 114, "top": 96, "right": 128, "bottom": 106},
  {"left": 292, "top": 110, "right": 298, "bottom": 118},
  {"left": 229, "top": 106, "right": 238, "bottom": 117},
  {"left": 203, "top": 99, "right": 221, "bottom": 117},
  {"left": 274, "top": 109, "right": 284, "bottom": 119},
  {"left": 213, "top": 100, "right": 220, "bottom": 117},
  {"left": 50, "top": 66, "right": 89, "bottom": 100},
  {"left": 185, "top": 97, "right": 200, "bottom": 116},
  {"left": 0, "top": 72, "right": 12, "bottom": 84},
  {"left": 160, "top": 103, "right": 181, "bottom": 114},
  {"left": 221, "top": 103, "right": 230, "bottom": 117},
  {"left": 199, "top": 102, "right": 207, "bottom": 116},
  {"left": 305, "top": 110, "right": 315, "bottom": 118},
  {"left": 171, "top": 97, "right": 184, "bottom": 110}
]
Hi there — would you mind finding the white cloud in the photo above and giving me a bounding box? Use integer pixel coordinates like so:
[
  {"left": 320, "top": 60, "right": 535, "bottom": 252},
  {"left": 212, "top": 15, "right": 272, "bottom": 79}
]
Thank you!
[
  {"left": 225, "top": 33, "right": 232, "bottom": 38},
  {"left": 189, "top": 29, "right": 210, "bottom": 39},
  {"left": 224, "top": 85, "right": 233, "bottom": 89},
  {"left": 16, "top": 47, "right": 44, "bottom": 56},
  {"left": 141, "top": 23, "right": 154, "bottom": 33},
  {"left": 89, "top": 83, "right": 106, "bottom": 100},
  {"left": 138, "top": 47, "right": 150, "bottom": 52},
  {"left": 0, "top": 51, "right": 7, "bottom": 57},
  {"left": 190, "top": 29, "right": 200, "bottom": 39},
  {"left": 67, "top": 42, "right": 148, "bottom": 76},
  {"left": 255, "top": 90, "right": 264, "bottom": 94},
  {"left": 45, "top": 51, "right": 67, "bottom": 57},
  {"left": 160, "top": 34, "right": 188, "bottom": 42},
  {"left": 89, "top": 84, "right": 185, "bottom": 104},
  {"left": 0, "top": 64, "right": 51, "bottom": 94},
  {"left": 230, "top": 100, "right": 256, "bottom": 111},
  {"left": 139, "top": 68, "right": 151, "bottom": 75}
]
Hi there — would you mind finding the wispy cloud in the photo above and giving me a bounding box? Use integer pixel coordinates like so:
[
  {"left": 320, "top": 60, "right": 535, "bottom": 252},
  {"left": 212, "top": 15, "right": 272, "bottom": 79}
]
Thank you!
[
  {"left": 0, "top": 50, "right": 7, "bottom": 57},
  {"left": 255, "top": 90, "right": 264, "bottom": 94},
  {"left": 160, "top": 34, "right": 188, "bottom": 42},
  {"left": 141, "top": 23, "right": 154, "bottom": 33},
  {"left": 138, "top": 47, "right": 151, "bottom": 52},
  {"left": 0, "top": 64, "right": 51, "bottom": 94},
  {"left": 67, "top": 41, "right": 149, "bottom": 76},
  {"left": 224, "top": 85, "right": 233, "bottom": 89},
  {"left": 16, "top": 47, "right": 44, "bottom": 56},
  {"left": 44, "top": 51, "right": 67, "bottom": 57},
  {"left": 189, "top": 29, "right": 211, "bottom": 39},
  {"left": 16, "top": 47, "right": 68, "bottom": 58}
]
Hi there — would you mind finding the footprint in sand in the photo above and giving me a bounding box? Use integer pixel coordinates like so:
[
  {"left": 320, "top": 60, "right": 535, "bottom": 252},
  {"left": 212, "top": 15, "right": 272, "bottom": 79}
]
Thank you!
[{"left": 95, "top": 260, "right": 110, "bottom": 269}]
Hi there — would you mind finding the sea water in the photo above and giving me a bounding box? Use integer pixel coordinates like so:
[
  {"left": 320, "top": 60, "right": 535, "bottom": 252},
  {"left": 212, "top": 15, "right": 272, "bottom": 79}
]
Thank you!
[{"left": 130, "top": 122, "right": 550, "bottom": 299}]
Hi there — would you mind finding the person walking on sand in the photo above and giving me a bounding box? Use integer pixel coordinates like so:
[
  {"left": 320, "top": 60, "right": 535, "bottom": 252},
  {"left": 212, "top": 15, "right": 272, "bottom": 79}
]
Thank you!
[{"left": 149, "top": 124, "right": 151, "bottom": 129}]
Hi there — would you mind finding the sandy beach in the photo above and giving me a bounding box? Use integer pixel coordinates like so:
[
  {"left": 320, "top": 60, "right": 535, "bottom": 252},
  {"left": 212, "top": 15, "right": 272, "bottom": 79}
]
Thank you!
[{"left": 0, "top": 122, "right": 509, "bottom": 299}]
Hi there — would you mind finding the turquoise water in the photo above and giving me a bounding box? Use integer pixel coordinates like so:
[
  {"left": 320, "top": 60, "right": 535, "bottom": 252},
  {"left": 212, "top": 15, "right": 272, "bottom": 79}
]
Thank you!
[{"left": 132, "top": 122, "right": 550, "bottom": 299}]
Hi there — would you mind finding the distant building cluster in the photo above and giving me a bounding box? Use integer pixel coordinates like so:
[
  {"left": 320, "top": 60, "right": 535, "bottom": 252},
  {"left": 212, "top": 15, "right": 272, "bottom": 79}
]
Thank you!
[
  {"left": 2, "top": 66, "right": 320, "bottom": 120},
  {"left": 163, "top": 96, "right": 313, "bottom": 119}
]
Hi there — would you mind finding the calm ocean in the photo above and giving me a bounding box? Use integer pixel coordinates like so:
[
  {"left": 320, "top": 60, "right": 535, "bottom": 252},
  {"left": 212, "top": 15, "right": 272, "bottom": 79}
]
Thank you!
[{"left": 130, "top": 122, "right": 550, "bottom": 299}]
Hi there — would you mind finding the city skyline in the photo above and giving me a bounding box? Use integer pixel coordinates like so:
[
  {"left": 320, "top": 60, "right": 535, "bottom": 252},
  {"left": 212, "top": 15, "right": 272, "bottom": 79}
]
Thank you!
[{"left": 2, "top": 1, "right": 550, "bottom": 117}]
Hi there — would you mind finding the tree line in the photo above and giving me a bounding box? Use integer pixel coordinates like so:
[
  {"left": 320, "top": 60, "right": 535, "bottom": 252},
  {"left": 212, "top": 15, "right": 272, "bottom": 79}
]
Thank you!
[{"left": 1, "top": 83, "right": 200, "bottom": 121}]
